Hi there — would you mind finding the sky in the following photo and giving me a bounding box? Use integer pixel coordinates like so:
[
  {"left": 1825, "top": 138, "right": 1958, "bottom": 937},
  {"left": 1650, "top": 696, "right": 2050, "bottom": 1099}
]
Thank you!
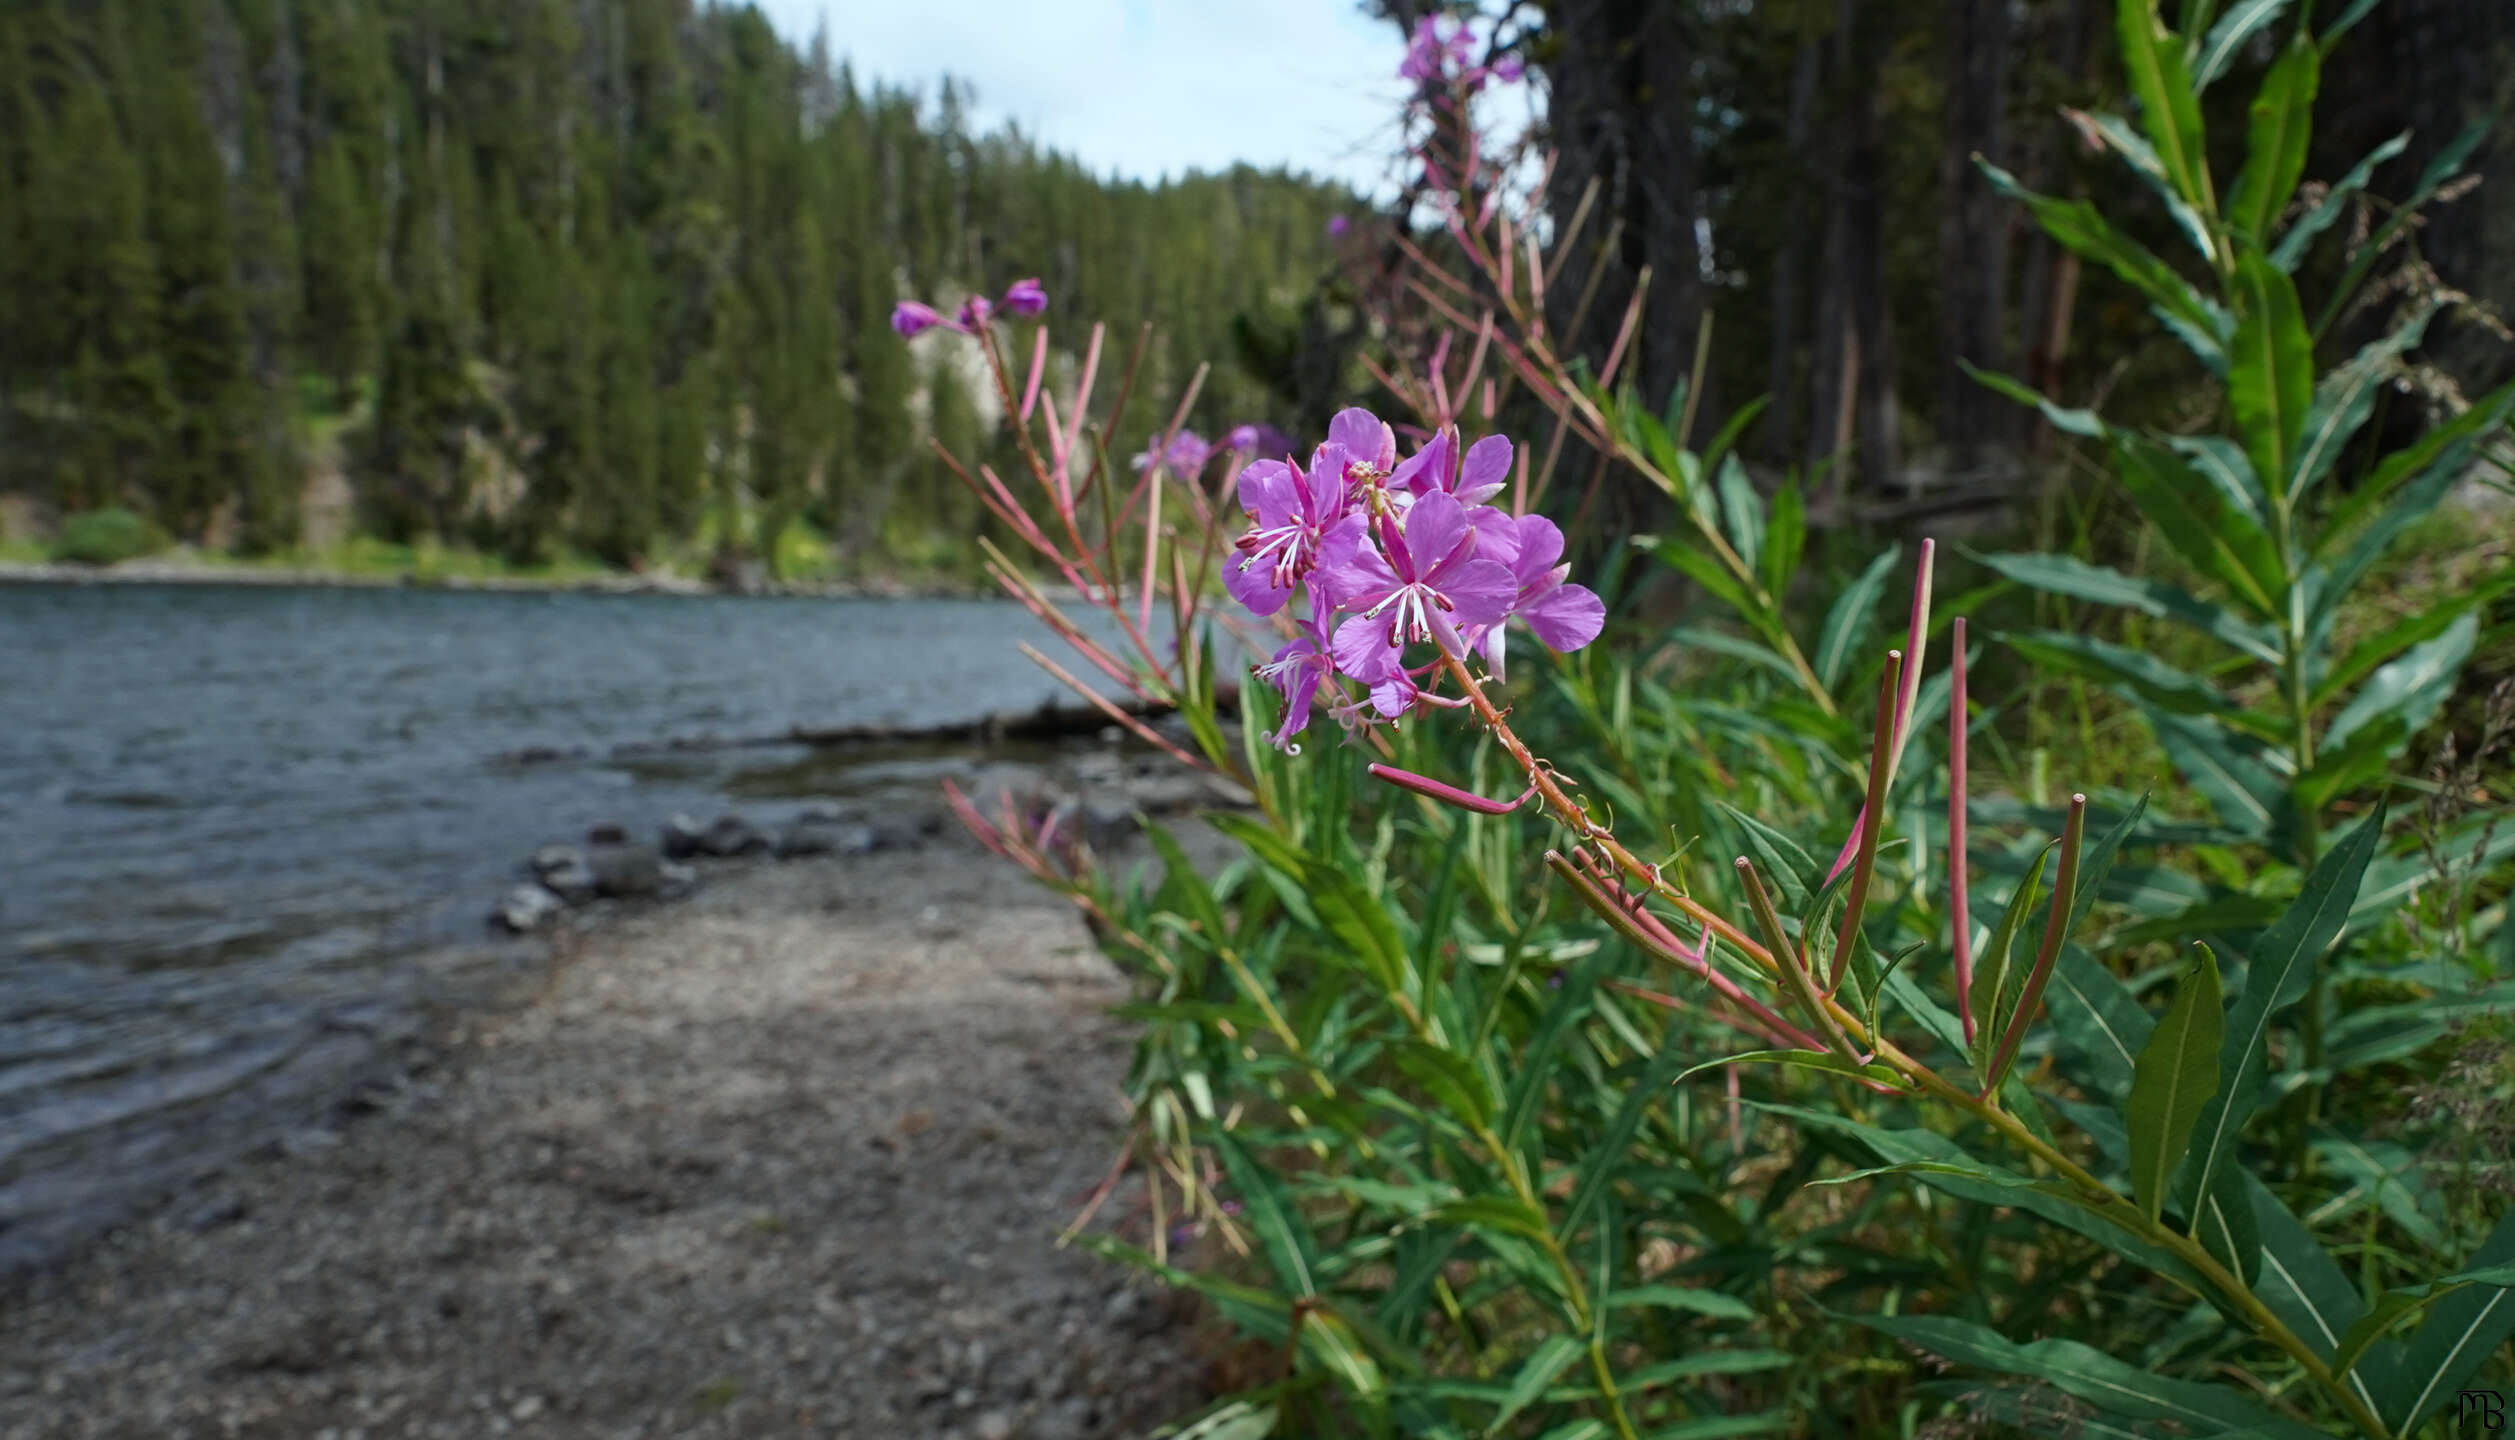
[{"left": 752, "top": 1, "right": 1419, "bottom": 195}]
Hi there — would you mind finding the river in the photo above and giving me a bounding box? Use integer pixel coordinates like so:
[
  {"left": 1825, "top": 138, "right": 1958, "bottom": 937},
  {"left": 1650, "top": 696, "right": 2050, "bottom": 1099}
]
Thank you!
[{"left": 0, "top": 580, "right": 1134, "bottom": 1271}]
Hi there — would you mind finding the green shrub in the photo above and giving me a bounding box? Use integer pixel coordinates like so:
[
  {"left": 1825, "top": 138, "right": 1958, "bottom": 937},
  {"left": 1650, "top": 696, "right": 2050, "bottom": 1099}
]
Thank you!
[{"left": 48, "top": 507, "right": 160, "bottom": 566}]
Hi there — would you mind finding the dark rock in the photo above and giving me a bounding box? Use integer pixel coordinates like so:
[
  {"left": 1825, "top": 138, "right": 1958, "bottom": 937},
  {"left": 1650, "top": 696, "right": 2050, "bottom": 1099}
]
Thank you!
[
  {"left": 586, "top": 843, "right": 669, "bottom": 898},
  {"left": 540, "top": 857, "right": 600, "bottom": 905},
  {"left": 661, "top": 814, "right": 708, "bottom": 859},
  {"left": 698, "top": 815, "right": 771, "bottom": 857},
  {"left": 493, "top": 884, "right": 565, "bottom": 933},
  {"left": 774, "top": 824, "right": 835, "bottom": 859},
  {"left": 586, "top": 822, "right": 630, "bottom": 845},
  {"left": 529, "top": 843, "right": 586, "bottom": 880}
]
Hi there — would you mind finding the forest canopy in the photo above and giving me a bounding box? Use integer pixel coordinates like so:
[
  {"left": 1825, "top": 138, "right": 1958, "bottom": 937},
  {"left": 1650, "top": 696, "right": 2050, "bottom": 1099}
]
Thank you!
[{"left": 0, "top": 0, "right": 1355, "bottom": 576}]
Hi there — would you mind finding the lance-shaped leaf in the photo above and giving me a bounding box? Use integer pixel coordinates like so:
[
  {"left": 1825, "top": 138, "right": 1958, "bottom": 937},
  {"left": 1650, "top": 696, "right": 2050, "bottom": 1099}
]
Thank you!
[
  {"left": 2127, "top": 944, "right": 2224, "bottom": 1222},
  {"left": 1960, "top": 360, "right": 2108, "bottom": 438},
  {"left": 2172, "top": 809, "right": 2384, "bottom": 1230},
  {"left": 2316, "top": 118, "right": 2490, "bottom": 339},
  {"left": 2063, "top": 107, "right": 2217, "bottom": 259},
  {"left": 1211, "top": 1129, "right": 1322, "bottom": 1298},
  {"left": 2194, "top": 0, "right": 2289, "bottom": 87},
  {"left": 2003, "top": 629, "right": 2235, "bottom": 717},
  {"left": 1814, "top": 545, "right": 1902, "bottom": 692},
  {"left": 2315, "top": 568, "right": 2515, "bottom": 707},
  {"left": 1715, "top": 453, "right": 1763, "bottom": 573},
  {"left": 2323, "top": 614, "right": 2476, "bottom": 753},
  {"left": 1855, "top": 1313, "right": 2331, "bottom": 1440},
  {"left": 1968, "top": 840, "right": 2058, "bottom": 1078},
  {"left": 2227, "top": 33, "right": 2318, "bottom": 247},
  {"left": 2113, "top": 432, "right": 2284, "bottom": 614},
  {"left": 1977, "top": 158, "right": 2229, "bottom": 371},
  {"left": 2115, "top": 0, "right": 2215, "bottom": 232},
  {"left": 1969, "top": 549, "right": 2280, "bottom": 663},
  {"left": 2330, "top": 1263, "right": 2515, "bottom": 1384},
  {"left": 2271, "top": 131, "right": 2406, "bottom": 272},
  {"left": 2048, "top": 946, "right": 2153, "bottom": 1101},
  {"left": 2144, "top": 706, "right": 2287, "bottom": 837},
  {"left": 1762, "top": 474, "right": 1805, "bottom": 601},
  {"left": 2229, "top": 255, "right": 2314, "bottom": 504},
  {"left": 2168, "top": 434, "right": 2270, "bottom": 524},
  {"left": 2290, "top": 301, "right": 2438, "bottom": 505},
  {"left": 2383, "top": 1209, "right": 2515, "bottom": 1435}
]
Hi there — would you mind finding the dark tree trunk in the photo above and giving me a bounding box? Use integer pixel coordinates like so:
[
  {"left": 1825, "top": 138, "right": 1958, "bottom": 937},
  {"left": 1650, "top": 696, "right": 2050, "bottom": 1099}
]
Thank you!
[
  {"left": 1936, "top": 0, "right": 2015, "bottom": 471},
  {"left": 1540, "top": 0, "right": 1706, "bottom": 414},
  {"left": 1765, "top": 34, "right": 1824, "bottom": 469}
]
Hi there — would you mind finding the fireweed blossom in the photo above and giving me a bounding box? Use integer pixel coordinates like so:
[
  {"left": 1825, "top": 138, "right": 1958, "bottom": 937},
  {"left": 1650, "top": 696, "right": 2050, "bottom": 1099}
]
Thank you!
[
  {"left": 1397, "top": 14, "right": 1523, "bottom": 91},
  {"left": 892, "top": 279, "right": 1049, "bottom": 339},
  {"left": 1133, "top": 430, "right": 1215, "bottom": 477},
  {"left": 1227, "top": 408, "right": 1603, "bottom": 748}
]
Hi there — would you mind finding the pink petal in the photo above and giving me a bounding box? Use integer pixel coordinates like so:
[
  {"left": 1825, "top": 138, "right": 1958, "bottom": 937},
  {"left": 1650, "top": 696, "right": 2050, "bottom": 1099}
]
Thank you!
[
  {"left": 1333, "top": 612, "right": 1400, "bottom": 681},
  {"left": 1236, "top": 459, "right": 1297, "bottom": 522},
  {"left": 1390, "top": 428, "right": 1456, "bottom": 496},
  {"left": 1524, "top": 581, "right": 1605, "bottom": 652},
  {"left": 1225, "top": 555, "right": 1292, "bottom": 616},
  {"left": 1439, "top": 556, "right": 1519, "bottom": 628},
  {"left": 1458, "top": 435, "right": 1512, "bottom": 502},
  {"left": 1507, "top": 515, "right": 1565, "bottom": 581},
  {"left": 1403, "top": 492, "right": 1470, "bottom": 570},
  {"left": 1327, "top": 407, "right": 1395, "bottom": 470}
]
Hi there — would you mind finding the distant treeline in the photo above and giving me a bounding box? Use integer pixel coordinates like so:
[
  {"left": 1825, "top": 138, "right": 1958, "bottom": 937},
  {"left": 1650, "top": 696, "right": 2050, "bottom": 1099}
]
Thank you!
[{"left": 0, "top": 0, "right": 1352, "bottom": 572}]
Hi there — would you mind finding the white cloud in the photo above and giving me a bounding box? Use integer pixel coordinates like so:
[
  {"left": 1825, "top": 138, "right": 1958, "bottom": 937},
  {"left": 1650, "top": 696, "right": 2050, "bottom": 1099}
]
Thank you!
[{"left": 754, "top": 0, "right": 1416, "bottom": 193}]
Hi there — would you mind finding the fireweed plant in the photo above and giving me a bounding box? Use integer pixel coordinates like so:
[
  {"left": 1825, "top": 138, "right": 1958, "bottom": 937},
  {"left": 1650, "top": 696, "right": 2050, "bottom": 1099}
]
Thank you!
[{"left": 894, "top": 10, "right": 2513, "bottom": 1439}]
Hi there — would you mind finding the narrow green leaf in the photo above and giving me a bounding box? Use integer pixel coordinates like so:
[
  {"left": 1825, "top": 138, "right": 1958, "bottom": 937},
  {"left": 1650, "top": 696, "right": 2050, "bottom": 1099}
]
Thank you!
[
  {"left": 1719, "top": 803, "right": 1821, "bottom": 905},
  {"left": 1395, "top": 1041, "right": 1497, "bottom": 1131},
  {"left": 1673, "top": 1049, "right": 1911, "bottom": 1092},
  {"left": 1432, "top": 1194, "right": 1558, "bottom": 1247},
  {"left": 1559, "top": 1017, "right": 1691, "bottom": 1235},
  {"left": 1487, "top": 1334, "right": 1584, "bottom": 1434},
  {"left": 2227, "top": 34, "right": 2318, "bottom": 246},
  {"left": 2386, "top": 1209, "right": 2515, "bottom": 1434},
  {"left": 1969, "top": 841, "right": 2057, "bottom": 1076},
  {"left": 2250, "top": 1172, "right": 2375, "bottom": 1381},
  {"left": 1757, "top": 1102, "right": 2208, "bottom": 1289},
  {"left": 2193, "top": 1163, "right": 2262, "bottom": 1289},
  {"left": 1978, "top": 158, "right": 2227, "bottom": 368},
  {"left": 2324, "top": 614, "right": 2476, "bottom": 752},
  {"left": 2290, "top": 714, "right": 2407, "bottom": 814},
  {"left": 2314, "top": 120, "right": 2490, "bottom": 339},
  {"left": 1959, "top": 359, "right": 2109, "bottom": 437},
  {"left": 2113, "top": 432, "right": 2283, "bottom": 613},
  {"left": 2065, "top": 108, "right": 2218, "bottom": 259},
  {"left": 2144, "top": 706, "right": 2285, "bottom": 836},
  {"left": 1761, "top": 475, "right": 1805, "bottom": 602},
  {"left": 2168, "top": 434, "right": 2270, "bottom": 523},
  {"left": 2174, "top": 810, "right": 2384, "bottom": 1229},
  {"left": 1855, "top": 1313, "right": 2329, "bottom": 1439},
  {"left": 1608, "top": 1286, "right": 1758, "bottom": 1321},
  {"left": 1500, "top": 940, "right": 1620, "bottom": 1152},
  {"left": 2115, "top": 0, "right": 2215, "bottom": 229},
  {"left": 1969, "top": 550, "right": 2280, "bottom": 662},
  {"left": 2270, "top": 131, "right": 2407, "bottom": 272},
  {"left": 2194, "top": 0, "right": 2289, "bottom": 86},
  {"left": 2292, "top": 302, "right": 2438, "bottom": 504},
  {"left": 1815, "top": 544, "right": 1902, "bottom": 691},
  {"left": 1714, "top": 454, "right": 1763, "bottom": 574},
  {"left": 2317, "top": 0, "right": 2382, "bottom": 51},
  {"left": 2228, "top": 254, "right": 2314, "bottom": 503},
  {"left": 2004, "top": 628, "right": 2233, "bottom": 715},
  {"left": 2128, "top": 944, "right": 2225, "bottom": 1222},
  {"left": 2331, "top": 1264, "right": 2515, "bottom": 1384},
  {"left": 2315, "top": 569, "right": 2515, "bottom": 707},
  {"left": 2048, "top": 946, "right": 2154, "bottom": 1101},
  {"left": 1211, "top": 1129, "right": 1321, "bottom": 1298}
]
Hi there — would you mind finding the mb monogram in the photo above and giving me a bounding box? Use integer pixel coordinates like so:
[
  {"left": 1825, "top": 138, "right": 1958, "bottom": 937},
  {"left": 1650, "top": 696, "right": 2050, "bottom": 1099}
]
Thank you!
[{"left": 2465, "top": 1391, "right": 2511, "bottom": 1432}]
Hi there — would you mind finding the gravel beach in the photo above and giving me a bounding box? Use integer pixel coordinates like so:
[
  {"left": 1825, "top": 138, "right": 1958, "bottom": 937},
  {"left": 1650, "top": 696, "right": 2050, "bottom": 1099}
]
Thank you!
[{"left": 1, "top": 836, "right": 1225, "bottom": 1439}]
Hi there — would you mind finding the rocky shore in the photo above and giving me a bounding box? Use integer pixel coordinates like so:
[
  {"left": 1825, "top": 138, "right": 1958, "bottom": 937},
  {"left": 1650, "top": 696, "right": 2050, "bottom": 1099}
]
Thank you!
[{"left": 1, "top": 747, "right": 1252, "bottom": 1439}]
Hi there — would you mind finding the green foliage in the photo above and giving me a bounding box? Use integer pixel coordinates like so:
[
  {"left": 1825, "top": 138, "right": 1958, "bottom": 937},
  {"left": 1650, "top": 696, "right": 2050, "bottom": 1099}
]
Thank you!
[
  {"left": 0, "top": 0, "right": 1350, "bottom": 577},
  {"left": 48, "top": 507, "right": 159, "bottom": 566}
]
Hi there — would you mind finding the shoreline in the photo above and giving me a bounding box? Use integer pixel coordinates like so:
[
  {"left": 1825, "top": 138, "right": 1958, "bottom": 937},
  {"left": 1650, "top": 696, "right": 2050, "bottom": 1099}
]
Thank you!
[
  {"left": 0, "top": 558, "right": 1001, "bottom": 602},
  {"left": 0, "top": 836, "right": 1230, "bottom": 1437}
]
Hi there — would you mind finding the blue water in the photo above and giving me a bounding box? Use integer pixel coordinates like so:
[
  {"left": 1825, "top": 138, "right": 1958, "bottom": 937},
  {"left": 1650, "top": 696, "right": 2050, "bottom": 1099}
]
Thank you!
[{"left": 0, "top": 582, "right": 1115, "bottom": 972}]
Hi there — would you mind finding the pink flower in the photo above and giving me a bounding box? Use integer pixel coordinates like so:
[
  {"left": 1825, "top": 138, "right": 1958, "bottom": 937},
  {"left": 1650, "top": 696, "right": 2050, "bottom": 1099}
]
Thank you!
[
  {"left": 1399, "top": 15, "right": 1476, "bottom": 83},
  {"left": 1226, "top": 450, "right": 1368, "bottom": 617},
  {"left": 1392, "top": 428, "right": 1512, "bottom": 506},
  {"left": 891, "top": 301, "right": 951, "bottom": 338},
  {"left": 1254, "top": 606, "right": 1339, "bottom": 752},
  {"left": 1326, "top": 214, "right": 1351, "bottom": 238},
  {"left": 1465, "top": 513, "right": 1605, "bottom": 679},
  {"left": 1133, "top": 430, "right": 1214, "bottom": 476},
  {"left": 1319, "top": 407, "right": 1399, "bottom": 494},
  {"left": 1323, "top": 491, "right": 1516, "bottom": 681},
  {"left": 1001, "top": 277, "right": 1048, "bottom": 316},
  {"left": 957, "top": 294, "right": 994, "bottom": 330},
  {"left": 1225, "top": 423, "right": 1295, "bottom": 461}
]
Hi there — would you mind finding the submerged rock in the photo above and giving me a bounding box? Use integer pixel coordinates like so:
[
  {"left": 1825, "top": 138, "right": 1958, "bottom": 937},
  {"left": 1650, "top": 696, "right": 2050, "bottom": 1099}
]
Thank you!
[
  {"left": 586, "top": 843, "right": 671, "bottom": 898},
  {"left": 660, "top": 814, "right": 708, "bottom": 859},
  {"left": 493, "top": 884, "right": 565, "bottom": 934},
  {"left": 698, "top": 815, "right": 771, "bottom": 857}
]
